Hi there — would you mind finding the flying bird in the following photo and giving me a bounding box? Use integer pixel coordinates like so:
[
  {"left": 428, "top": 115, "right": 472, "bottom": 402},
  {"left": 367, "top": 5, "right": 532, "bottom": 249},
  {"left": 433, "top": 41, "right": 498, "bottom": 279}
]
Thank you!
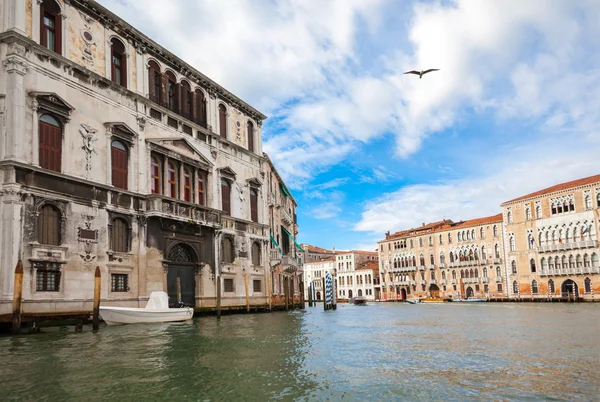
[{"left": 403, "top": 69, "right": 440, "bottom": 79}]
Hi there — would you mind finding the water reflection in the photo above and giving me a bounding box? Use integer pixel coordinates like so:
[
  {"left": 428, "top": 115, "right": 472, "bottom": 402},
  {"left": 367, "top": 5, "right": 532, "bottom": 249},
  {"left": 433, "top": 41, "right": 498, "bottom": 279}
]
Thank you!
[{"left": 1, "top": 303, "right": 599, "bottom": 401}]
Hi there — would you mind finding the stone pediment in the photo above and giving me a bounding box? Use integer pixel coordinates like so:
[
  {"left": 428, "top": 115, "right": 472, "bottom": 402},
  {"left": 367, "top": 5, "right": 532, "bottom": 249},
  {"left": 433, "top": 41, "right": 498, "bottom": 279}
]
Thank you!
[
  {"left": 105, "top": 122, "right": 137, "bottom": 143},
  {"left": 246, "top": 177, "right": 262, "bottom": 187},
  {"left": 218, "top": 166, "right": 237, "bottom": 178},
  {"left": 30, "top": 92, "right": 75, "bottom": 121},
  {"left": 147, "top": 137, "right": 212, "bottom": 167}
]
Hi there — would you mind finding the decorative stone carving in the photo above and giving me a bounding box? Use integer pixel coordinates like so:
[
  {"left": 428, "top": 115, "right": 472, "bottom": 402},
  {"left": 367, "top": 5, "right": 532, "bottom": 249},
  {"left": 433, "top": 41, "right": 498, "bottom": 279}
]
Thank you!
[
  {"left": 80, "top": 124, "right": 98, "bottom": 179},
  {"left": 3, "top": 56, "right": 28, "bottom": 75}
]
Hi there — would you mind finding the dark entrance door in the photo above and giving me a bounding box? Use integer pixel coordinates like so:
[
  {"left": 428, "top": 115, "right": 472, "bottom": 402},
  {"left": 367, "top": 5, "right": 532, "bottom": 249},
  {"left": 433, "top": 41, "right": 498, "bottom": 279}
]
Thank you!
[
  {"left": 348, "top": 289, "right": 353, "bottom": 299},
  {"left": 167, "top": 243, "right": 197, "bottom": 307},
  {"left": 466, "top": 286, "right": 474, "bottom": 298},
  {"left": 401, "top": 288, "right": 407, "bottom": 301},
  {"left": 430, "top": 284, "right": 440, "bottom": 298},
  {"left": 561, "top": 279, "right": 578, "bottom": 299}
]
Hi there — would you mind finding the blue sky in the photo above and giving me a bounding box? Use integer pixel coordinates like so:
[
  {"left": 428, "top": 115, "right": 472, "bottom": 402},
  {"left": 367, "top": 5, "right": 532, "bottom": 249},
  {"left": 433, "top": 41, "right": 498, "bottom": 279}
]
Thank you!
[{"left": 100, "top": 0, "right": 600, "bottom": 251}]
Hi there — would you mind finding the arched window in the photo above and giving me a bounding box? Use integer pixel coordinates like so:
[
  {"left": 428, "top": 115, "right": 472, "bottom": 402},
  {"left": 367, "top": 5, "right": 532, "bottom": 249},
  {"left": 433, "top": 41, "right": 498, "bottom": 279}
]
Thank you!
[
  {"left": 167, "top": 161, "right": 178, "bottom": 198},
  {"left": 195, "top": 89, "right": 207, "bottom": 127},
  {"left": 412, "top": 256, "right": 416, "bottom": 266},
  {"left": 197, "top": 171, "right": 206, "bottom": 206},
  {"left": 223, "top": 237, "right": 234, "bottom": 263},
  {"left": 458, "top": 232, "right": 462, "bottom": 242},
  {"left": 247, "top": 121, "right": 255, "bottom": 153},
  {"left": 483, "top": 267, "right": 488, "bottom": 277},
  {"left": 252, "top": 242, "right": 261, "bottom": 266},
  {"left": 481, "top": 246, "right": 486, "bottom": 260},
  {"left": 39, "top": 205, "right": 61, "bottom": 245},
  {"left": 181, "top": 80, "right": 193, "bottom": 120},
  {"left": 480, "top": 227, "right": 485, "bottom": 240},
  {"left": 584, "top": 253, "right": 591, "bottom": 268},
  {"left": 471, "top": 229, "right": 475, "bottom": 240},
  {"left": 584, "top": 277, "right": 592, "bottom": 293},
  {"left": 597, "top": 193, "right": 600, "bottom": 208},
  {"left": 460, "top": 270, "right": 464, "bottom": 278},
  {"left": 250, "top": 188, "right": 258, "bottom": 222},
  {"left": 151, "top": 156, "right": 161, "bottom": 194},
  {"left": 39, "top": 114, "right": 62, "bottom": 172},
  {"left": 548, "top": 279, "right": 555, "bottom": 294},
  {"left": 110, "top": 218, "right": 129, "bottom": 252},
  {"left": 527, "top": 234, "right": 534, "bottom": 250},
  {"left": 221, "top": 178, "right": 231, "bottom": 215},
  {"left": 439, "top": 252, "right": 445, "bottom": 264},
  {"left": 419, "top": 254, "right": 425, "bottom": 266},
  {"left": 509, "top": 236, "right": 515, "bottom": 252},
  {"left": 535, "top": 205, "right": 541, "bottom": 219},
  {"left": 183, "top": 168, "right": 192, "bottom": 202},
  {"left": 111, "top": 140, "right": 128, "bottom": 190},
  {"left": 511, "top": 260, "right": 517, "bottom": 274},
  {"left": 148, "top": 60, "right": 162, "bottom": 104},
  {"left": 530, "top": 259, "right": 536, "bottom": 273},
  {"left": 496, "top": 266, "right": 501, "bottom": 277},
  {"left": 541, "top": 258, "right": 548, "bottom": 271},
  {"left": 452, "top": 271, "right": 456, "bottom": 279},
  {"left": 410, "top": 239, "right": 414, "bottom": 248},
  {"left": 110, "top": 38, "right": 127, "bottom": 88},
  {"left": 525, "top": 206, "right": 531, "bottom": 220},
  {"left": 439, "top": 234, "right": 443, "bottom": 244},
  {"left": 568, "top": 255, "right": 574, "bottom": 269},
  {"left": 507, "top": 211, "right": 512, "bottom": 224},
  {"left": 494, "top": 244, "right": 500, "bottom": 258},
  {"left": 531, "top": 280, "right": 538, "bottom": 294},
  {"left": 513, "top": 280, "right": 519, "bottom": 294},
  {"left": 561, "top": 255, "right": 567, "bottom": 270},
  {"left": 429, "top": 236, "right": 433, "bottom": 246},
  {"left": 219, "top": 104, "right": 227, "bottom": 138},
  {"left": 419, "top": 238, "right": 423, "bottom": 247},
  {"left": 166, "top": 71, "right": 178, "bottom": 112},
  {"left": 592, "top": 253, "right": 599, "bottom": 268},
  {"left": 448, "top": 233, "right": 452, "bottom": 243},
  {"left": 430, "top": 254, "right": 434, "bottom": 265},
  {"left": 449, "top": 253, "right": 454, "bottom": 263},
  {"left": 493, "top": 225, "right": 498, "bottom": 237},
  {"left": 474, "top": 269, "right": 479, "bottom": 278},
  {"left": 585, "top": 196, "right": 592, "bottom": 210},
  {"left": 40, "top": 0, "right": 62, "bottom": 54}
]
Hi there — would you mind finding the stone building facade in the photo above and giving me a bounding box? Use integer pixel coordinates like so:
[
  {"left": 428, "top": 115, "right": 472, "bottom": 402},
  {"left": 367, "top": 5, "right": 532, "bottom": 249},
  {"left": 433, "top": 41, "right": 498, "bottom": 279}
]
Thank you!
[
  {"left": 501, "top": 174, "right": 600, "bottom": 300},
  {"left": 303, "top": 256, "right": 335, "bottom": 301},
  {"left": 0, "top": 0, "right": 297, "bottom": 318},
  {"left": 265, "top": 154, "right": 302, "bottom": 308},
  {"left": 335, "top": 250, "right": 378, "bottom": 301},
  {"left": 300, "top": 244, "right": 335, "bottom": 264},
  {"left": 378, "top": 215, "right": 506, "bottom": 301}
]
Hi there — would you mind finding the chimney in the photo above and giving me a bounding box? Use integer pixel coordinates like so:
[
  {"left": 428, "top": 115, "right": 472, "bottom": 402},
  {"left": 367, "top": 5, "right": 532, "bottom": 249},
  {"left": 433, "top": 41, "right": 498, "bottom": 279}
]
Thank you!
[
  {"left": 332, "top": 246, "right": 336, "bottom": 252},
  {"left": 422, "top": 222, "right": 425, "bottom": 227}
]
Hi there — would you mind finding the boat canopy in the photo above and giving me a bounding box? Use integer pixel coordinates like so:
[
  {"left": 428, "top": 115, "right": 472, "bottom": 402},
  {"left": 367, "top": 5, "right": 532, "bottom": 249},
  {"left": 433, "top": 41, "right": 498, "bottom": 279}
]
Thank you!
[{"left": 145, "top": 291, "right": 170, "bottom": 309}]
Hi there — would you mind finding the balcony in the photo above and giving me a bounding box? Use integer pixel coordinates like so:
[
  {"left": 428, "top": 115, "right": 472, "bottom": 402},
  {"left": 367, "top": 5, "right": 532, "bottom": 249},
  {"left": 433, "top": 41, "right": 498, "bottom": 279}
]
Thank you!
[
  {"left": 429, "top": 265, "right": 435, "bottom": 270},
  {"left": 537, "top": 240, "right": 597, "bottom": 253},
  {"left": 281, "top": 209, "right": 293, "bottom": 225},
  {"left": 282, "top": 255, "right": 300, "bottom": 273},
  {"left": 430, "top": 279, "right": 437, "bottom": 285},
  {"left": 411, "top": 280, "right": 416, "bottom": 286},
  {"left": 481, "top": 259, "right": 488, "bottom": 266},
  {"left": 439, "top": 263, "right": 446, "bottom": 269},
  {"left": 440, "top": 279, "right": 447, "bottom": 285},
  {"left": 399, "top": 266, "right": 416, "bottom": 273},
  {"left": 419, "top": 265, "right": 426, "bottom": 271},
  {"left": 146, "top": 195, "right": 221, "bottom": 227},
  {"left": 451, "top": 279, "right": 457, "bottom": 285},
  {"left": 268, "top": 192, "right": 279, "bottom": 207},
  {"left": 493, "top": 258, "right": 502, "bottom": 264},
  {"left": 419, "top": 280, "right": 426, "bottom": 286},
  {"left": 494, "top": 277, "right": 502, "bottom": 283}
]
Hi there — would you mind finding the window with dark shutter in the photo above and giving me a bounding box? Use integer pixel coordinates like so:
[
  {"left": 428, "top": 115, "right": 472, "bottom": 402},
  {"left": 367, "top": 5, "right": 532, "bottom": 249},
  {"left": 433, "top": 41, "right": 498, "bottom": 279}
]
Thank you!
[
  {"left": 181, "top": 80, "right": 192, "bottom": 120},
  {"left": 39, "top": 205, "right": 61, "bottom": 245},
  {"left": 219, "top": 104, "right": 227, "bottom": 138},
  {"left": 253, "top": 280, "right": 261, "bottom": 293},
  {"left": 224, "top": 278, "right": 234, "bottom": 292},
  {"left": 195, "top": 89, "right": 207, "bottom": 128},
  {"left": 221, "top": 178, "right": 231, "bottom": 215},
  {"left": 148, "top": 60, "right": 162, "bottom": 104},
  {"left": 166, "top": 71, "right": 178, "bottom": 112},
  {"left": 247, "top": 121, "right": 254, "bottom": 152},
  {"left": 110, "top": 218, "right": 129, "bottom": 253},
  {"left": 40, "top": 1, "right": 62, "bottom": 55},
  {"left": 151, "top": 156, "right": 161, "bottom": 194},
  {"left": 110, "top": 38, "right": 127, "bottom": 88},
  {"left": 111, "top": 140, "right": 128, "bottom": 190},
  {"left": 39, "top": 114, "right": 62, "bottom": 172},
  {"left": 223, "top": 237, "right": 234, "bottom": 263},
  {"left": 252, "top": 242, "right": 260, "bottom": 266},
  {"left": 250, "top": 188, "right": 258, "bottom": 222}
]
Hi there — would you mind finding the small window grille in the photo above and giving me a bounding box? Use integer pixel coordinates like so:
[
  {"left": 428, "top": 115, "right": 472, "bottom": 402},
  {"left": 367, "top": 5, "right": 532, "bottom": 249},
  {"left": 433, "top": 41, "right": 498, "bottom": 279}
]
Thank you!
[
  {"left": 36, "top": 266, "right": 61, "bottom": 292},
  {"left": 111, "top": 274, "right": 129, "bottom": 292},
  {"left": 167, "top": 117, "right": 178, "bottom": 129},
  {"left": 253, "top": 280, "right": 262, "bottom": 293},
  {"left": 182, "top": 125, "right": 192, "bottom": 135},
  {"left": 150, "top": 108, "right": 162, "bottom": 121},
  {"left": 224, "top": 278, "right": 234, "bottom": 292}
]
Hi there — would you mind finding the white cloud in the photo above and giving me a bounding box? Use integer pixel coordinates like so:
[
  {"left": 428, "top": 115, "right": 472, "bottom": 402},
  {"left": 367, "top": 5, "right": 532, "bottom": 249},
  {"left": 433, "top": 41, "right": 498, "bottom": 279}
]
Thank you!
[{"left": 311, "top": 202, "right": 342, "bottom": 220}]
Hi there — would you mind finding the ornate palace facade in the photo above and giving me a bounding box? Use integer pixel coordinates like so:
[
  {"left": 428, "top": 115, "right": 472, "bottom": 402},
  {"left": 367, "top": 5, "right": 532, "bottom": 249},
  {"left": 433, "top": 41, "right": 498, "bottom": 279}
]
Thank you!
[{"left": 0, "top": 0, "right": 300, "bottom": 318}]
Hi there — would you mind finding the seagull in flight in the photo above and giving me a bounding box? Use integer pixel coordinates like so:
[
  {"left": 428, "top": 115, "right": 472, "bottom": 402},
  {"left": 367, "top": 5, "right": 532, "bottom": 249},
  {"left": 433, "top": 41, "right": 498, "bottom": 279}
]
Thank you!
[{"left": 403, "top": 69, "right": 440, "bottom": 79}]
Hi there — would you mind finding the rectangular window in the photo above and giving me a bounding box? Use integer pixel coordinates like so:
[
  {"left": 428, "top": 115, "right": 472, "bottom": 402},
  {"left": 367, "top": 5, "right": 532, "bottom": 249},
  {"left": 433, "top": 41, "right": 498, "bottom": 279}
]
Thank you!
[
  {"left": 253, "top": 280, "right": 262, "bottom": 293},
  {"left": 497, "top": 283, "right": 503, "bottom": 292},
  {"left": 36, "top": 269, "right": 60, "bottom": 292},
  {"left": 153, "top": 72, "right": 162, "bottom": 102},
  {"left": 150, "top": 108, "right": 162, "bottom": 121},
  {"left": 224, "top": 278, "right": 234, "bottom": 293},
  {"left": 198, "top": 173, "right": 205, "bottom": 206},
  {"left": 111, "top": 274, "right": 128, "bottom": 292},
  {"left": 183, "top": 171, "right": 192, "bottom": 202}
]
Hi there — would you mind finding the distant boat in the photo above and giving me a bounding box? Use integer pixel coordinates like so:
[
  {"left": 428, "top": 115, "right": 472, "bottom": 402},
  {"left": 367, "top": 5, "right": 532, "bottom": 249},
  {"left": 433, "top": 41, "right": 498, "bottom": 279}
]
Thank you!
[
  {"left": 351, "top": 296, "right": 368, "bottom": 305},
  {"left": 421, "top": 298, "right": 446, "bottom": 304},
  {"left": 452, "top": 297, "right": 488, "bottom": 303},
  {"left": 99, "top": 291, "right": 194, "bottom": 326},
  {"left": 407, "top": 299, "right": 422, "bottom": 304}
]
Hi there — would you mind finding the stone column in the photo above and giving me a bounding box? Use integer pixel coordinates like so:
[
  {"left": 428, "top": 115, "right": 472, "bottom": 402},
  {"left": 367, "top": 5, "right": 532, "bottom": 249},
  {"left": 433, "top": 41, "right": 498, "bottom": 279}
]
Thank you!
[
  {"left": 3, "top": 43, "right": 28, "bottom": 162},
  {"left": 1, "top": 188, "right": 24, "bottom": 301},
  {"left": 136, "top": 47, "right": 146, "bottom": 96},
  {"left": 136, "top": 217, "right": 147, "bottom": 303},
  {"left": 6, "top": 0, "right": 26, "bottom": 34},
  {"left": 31, "top": 98, "right": 40, "bottom": 167}
]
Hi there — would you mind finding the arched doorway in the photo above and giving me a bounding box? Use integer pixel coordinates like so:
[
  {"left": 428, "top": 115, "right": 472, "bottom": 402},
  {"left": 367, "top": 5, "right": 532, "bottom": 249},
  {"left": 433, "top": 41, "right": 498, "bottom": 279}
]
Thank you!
[
  {"left": 358, "top": 289, "right": 363, "bottom": 297},
  {"left": 466, "top": 287, "right": 474, "bottom": 298},
  {"left": 561, "top": 279, "right": 578, "bottom": 299},
  {"left": 316, "top": 291, "right": 321, "bottom": 301},
  {"left": 348, "top": 289, "right": 353, "bottom": 299},
  {"left": 167, "top": 243, "right": 197, "bottom": 307},
  {"left": 400, "top": 288, "right": 407, "bottom": 301},
  {"left": 429, "top": 284, "right": 440, "bottom": 298}
]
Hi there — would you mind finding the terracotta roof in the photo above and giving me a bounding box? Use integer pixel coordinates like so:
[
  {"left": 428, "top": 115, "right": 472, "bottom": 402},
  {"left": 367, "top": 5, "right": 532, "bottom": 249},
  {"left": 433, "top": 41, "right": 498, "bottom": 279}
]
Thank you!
[
  {"left": 502, "top": 174, "right": 600, "bottom": 205},
  {"left": 356, "top": 260, "right": 380, "bottom": 271},
  {"left": 335, "top": 250, "right": 378, "bottom": 256},
  {"left": 386, "top": 219, "right": 454, "bottom": 240},
  {"left": 302, "top": 244, "right": 335, "bottom": 254},
  {"left": 451, "top": 214, "right": 503, "bottom": 229},
  {"left": 304, "top": 256, "right": 336, "bottom": 265}
]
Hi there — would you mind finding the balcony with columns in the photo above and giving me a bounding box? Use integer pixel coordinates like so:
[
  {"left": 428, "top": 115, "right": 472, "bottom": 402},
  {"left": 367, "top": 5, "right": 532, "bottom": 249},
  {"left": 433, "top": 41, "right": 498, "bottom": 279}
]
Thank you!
[{"left": 537, "top": 240, "right": 597, "bottom": 253}]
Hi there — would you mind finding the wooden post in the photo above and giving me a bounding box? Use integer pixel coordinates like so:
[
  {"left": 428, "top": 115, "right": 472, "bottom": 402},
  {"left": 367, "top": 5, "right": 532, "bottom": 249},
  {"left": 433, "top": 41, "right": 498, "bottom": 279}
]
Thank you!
[
  {"left": 176, "top": 277, "right": 182, "bottom": 303},
  {"left": 308, "top": 282, "right": 313, "bottom": 307},
  {"left": 323, "top": 277, "right": 327, "bottom": 311},
  {"left": 11, "top": 260, "right": 24, "bottom": 333},
  {"left": 290, "top": 276, "right": 294, "bottom": 311},
  {"left": 216, "top": 278, "right": 221, "bottom": 319},
  {"left": 300, "top": 280, "right": 305, "bottom": 309},
  {"left": 284, "top": 277, "right": 289, "bottom": 311},
  {"left": 244, "top": 273, "right": 250, "bottom": 313},
  {"left": 93, "top": 266, "right": 101, "bottom": 331},
  {"left": 267, "top": 271, "right": 272, "bottom": 311}
]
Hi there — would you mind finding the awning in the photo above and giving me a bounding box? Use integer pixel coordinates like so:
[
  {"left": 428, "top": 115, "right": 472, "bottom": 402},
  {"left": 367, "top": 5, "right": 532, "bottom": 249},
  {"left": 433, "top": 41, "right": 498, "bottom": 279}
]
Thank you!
[
  {"left": 281, "top": 226, "right": 304, "bottom": 252},
  {"left": 280, "top": 183, "right": 292, "bottom": 198},
  {"left": 270, "top": 234, "right": 279, "bottom": 248}
]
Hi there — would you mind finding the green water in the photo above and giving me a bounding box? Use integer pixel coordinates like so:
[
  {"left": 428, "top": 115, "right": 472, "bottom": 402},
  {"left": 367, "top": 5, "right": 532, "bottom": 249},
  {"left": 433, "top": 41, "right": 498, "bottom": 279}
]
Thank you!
[{"left": 2, "top": 303, "right": 600, "bottom": 401}]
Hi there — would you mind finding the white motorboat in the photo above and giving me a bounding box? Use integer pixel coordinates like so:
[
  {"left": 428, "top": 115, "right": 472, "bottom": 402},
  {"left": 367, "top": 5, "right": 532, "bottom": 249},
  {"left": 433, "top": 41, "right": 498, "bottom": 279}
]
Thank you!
[{"left": 99, "top": 291, "right": 194, "bottom": 326}]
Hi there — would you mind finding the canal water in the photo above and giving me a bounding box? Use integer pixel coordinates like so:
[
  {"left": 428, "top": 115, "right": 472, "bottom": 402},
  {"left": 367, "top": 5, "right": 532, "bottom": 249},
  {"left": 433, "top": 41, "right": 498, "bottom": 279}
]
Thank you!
[{"left": 2, "top": 303, "right": 599, "bottom": 401}]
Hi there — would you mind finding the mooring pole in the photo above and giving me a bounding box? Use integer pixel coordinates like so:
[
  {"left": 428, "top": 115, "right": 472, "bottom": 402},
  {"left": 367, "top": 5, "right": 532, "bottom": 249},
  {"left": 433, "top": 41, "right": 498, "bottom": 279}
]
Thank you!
[
  {"left": 284, "top": 277, "right": 289, "bottom": 311},
  {"left": 216, "top": 277, "right": 222, "bottom": 320},
  {"left": 93, "top": 266, "right": 101, "bottom": 331},
  {"left": 322, "top": 277, "right": 327, "bottom": 311},
  {"left": 267, "top": 271, "right": 272, "bottom": 311},
  {"left": 12, "top": 260, "right": 24, "bottom": 333},
  {"left": 245, "top": 273, "right": 250, "bottom": 313},
  {"left": 176, "top": 277, "right": 182, "bottom": 303},
  {"left": 308, "top": 282, "right": 313, "bottom": 307}
]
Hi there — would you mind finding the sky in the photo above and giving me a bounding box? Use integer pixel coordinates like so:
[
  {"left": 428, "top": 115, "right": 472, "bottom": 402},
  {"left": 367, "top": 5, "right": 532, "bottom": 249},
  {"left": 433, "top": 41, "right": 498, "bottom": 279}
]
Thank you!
[{"left": 99, "top": 0, "right": 600, "bottom": 251}]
